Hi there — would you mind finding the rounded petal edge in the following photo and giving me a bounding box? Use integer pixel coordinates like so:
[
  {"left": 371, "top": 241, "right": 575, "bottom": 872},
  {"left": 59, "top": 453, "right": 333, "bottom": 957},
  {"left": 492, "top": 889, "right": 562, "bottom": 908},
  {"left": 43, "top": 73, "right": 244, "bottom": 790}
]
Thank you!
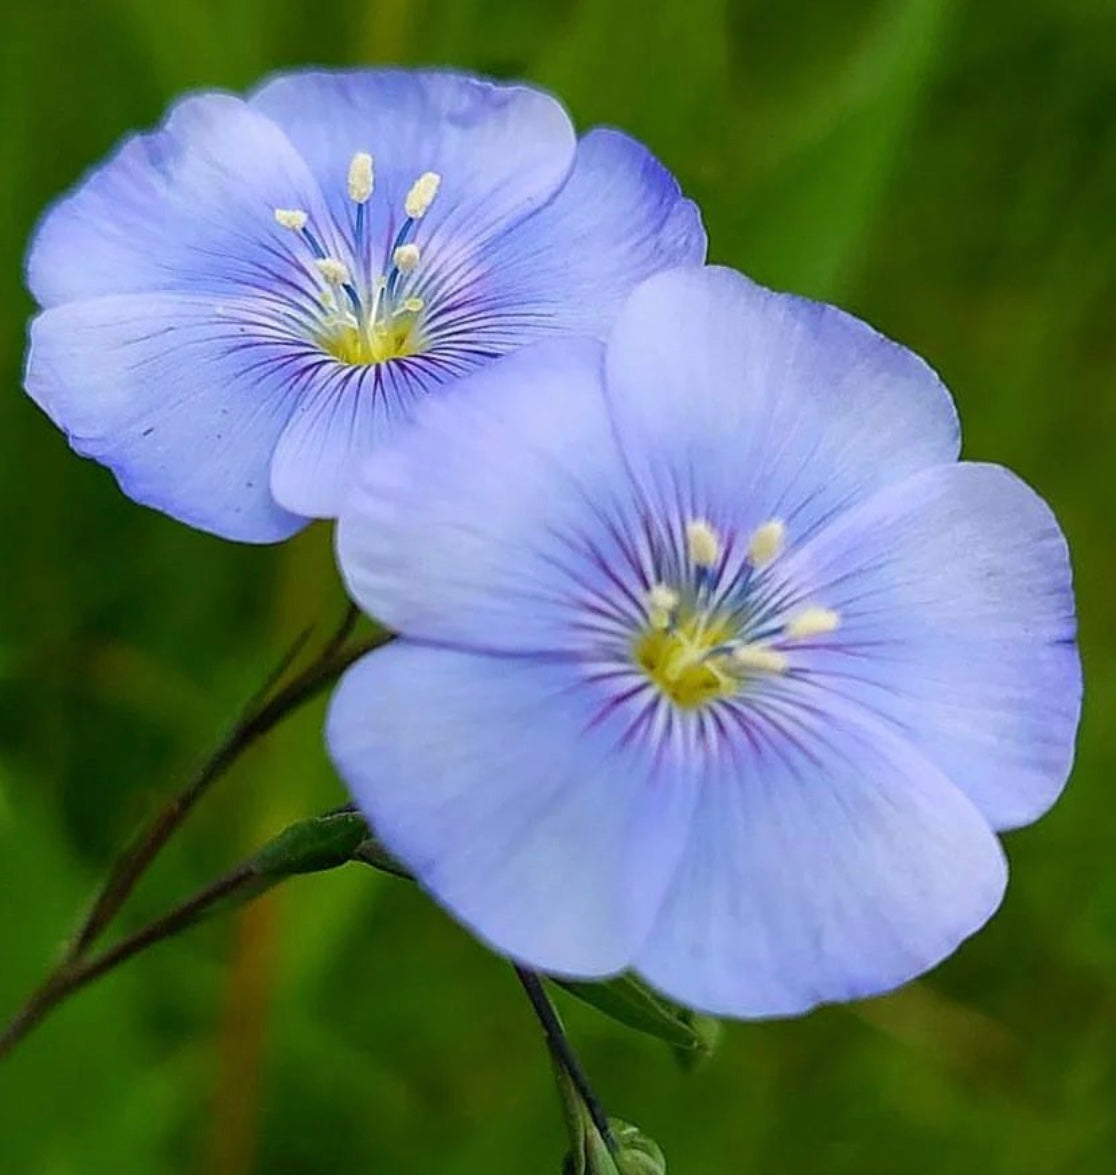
[
  {"left": 632, "top": 707, "right": 1008, "bottom": 1019},
  {"left": 603, "top": 265, "right": 961, "bottom": 542},
  {"left": 335, "top": 336, "right": 635, "bottom": 653},
  {"left": 782, "top": 460, "right": 1082, "bottom": 831},
  {"left": 25, "top": 295, "right": 309, "bottom": 543},
  {"left": 327, "top": 642, "right": 696, "bottom": 977},
  {"left": 26, "top": 91, "right": 333, "bottom": 309}
]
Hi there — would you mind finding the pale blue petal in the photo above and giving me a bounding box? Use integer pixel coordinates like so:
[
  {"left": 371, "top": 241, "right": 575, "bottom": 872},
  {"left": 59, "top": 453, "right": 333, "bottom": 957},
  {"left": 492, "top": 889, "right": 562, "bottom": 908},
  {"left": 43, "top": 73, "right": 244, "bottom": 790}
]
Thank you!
[
  {"left": 461, "top": 128, "right": 707, "bottom": 341},
  {"left": 249, "top": 68, "right": 576, "bottom": 262},
  {"left": 776, "top": 462, "right": 1081, "bottom": 830},
  {"left": 27, "top": 93, "right": 334, "bottom": 308},
  {"left": 604, "top": 266, "right": 961, "bottom": 545},
  {"left": 270, "top": 353, "right": 453, "bottom": 518},
  {"left": 270, "top": 317, "right": 558, "bottom": 519},
  {"left": 634, "top": 704, "right": 1006, "bottom": 1018},
  {"left": 336, "top": 338, "right": 657, "bottom": 653},
  {"left": 25, "top": 293, "right": 309, "bottom": 542},
  {"left": 327, "top": 642, "right": 698, "bottom": 976}
]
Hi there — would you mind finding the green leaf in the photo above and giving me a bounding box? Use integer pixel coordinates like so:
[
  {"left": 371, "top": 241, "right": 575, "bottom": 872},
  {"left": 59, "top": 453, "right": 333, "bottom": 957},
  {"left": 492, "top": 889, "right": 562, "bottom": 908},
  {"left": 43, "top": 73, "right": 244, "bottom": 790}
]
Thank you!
[
  {"left": 352, "top": 836, "right": 414, "bottom": 880},
  {"left": 671, "top": 1012, "right": 722, "bottom": 1073},
  {"left": 553, "top": 974, "right": 718, "bottom": 1058}
]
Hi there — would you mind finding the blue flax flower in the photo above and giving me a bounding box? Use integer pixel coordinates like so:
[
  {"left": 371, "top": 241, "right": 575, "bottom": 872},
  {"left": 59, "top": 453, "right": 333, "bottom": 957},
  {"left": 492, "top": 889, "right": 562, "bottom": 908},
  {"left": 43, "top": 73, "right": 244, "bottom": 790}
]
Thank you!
[
  {"left": 24, "top": 69, "right": 704, "bottom": 541},
  {"left": 327, "top": 266, "right": 1081, "bottom": 1017}
]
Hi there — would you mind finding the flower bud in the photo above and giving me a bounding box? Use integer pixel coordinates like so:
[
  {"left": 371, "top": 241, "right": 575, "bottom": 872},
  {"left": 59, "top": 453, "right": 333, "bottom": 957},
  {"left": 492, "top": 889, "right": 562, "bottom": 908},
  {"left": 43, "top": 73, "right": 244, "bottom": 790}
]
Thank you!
[{"left": 611, "top": 1120, "right": 667, "bottom": 1175}]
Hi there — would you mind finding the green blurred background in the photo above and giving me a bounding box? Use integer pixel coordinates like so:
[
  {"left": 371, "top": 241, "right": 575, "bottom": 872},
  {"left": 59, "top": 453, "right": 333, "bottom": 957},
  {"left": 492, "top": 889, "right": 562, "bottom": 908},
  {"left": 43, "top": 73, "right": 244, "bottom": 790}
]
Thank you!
[{"left": 2, "top": 0, "right": 1114, "bottom": 1170}]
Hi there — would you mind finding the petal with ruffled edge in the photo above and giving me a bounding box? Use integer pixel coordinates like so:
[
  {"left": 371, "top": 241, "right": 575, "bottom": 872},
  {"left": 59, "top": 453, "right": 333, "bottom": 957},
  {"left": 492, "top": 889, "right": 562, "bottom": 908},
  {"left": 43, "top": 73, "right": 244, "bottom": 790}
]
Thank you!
[
  {"left": 604, "top": 266, "right": 961, "bottom": 546},
  {"left": 27, "top": 94, "right": 335, "bottom": 308},
  {"left": 248, "top": 69, "right": 576, "bottom": 266},
  {"left": 327, "top": 642, "right": 698, "bottom": 976},
  {"left": 26, "top": 293, "right": 311, "bottom": 541},
  {"left": 634, "top": 702, "right": 1006, "bottom": 1018},
  {"left": 336, "top": 338, "right": 659, "bottom": 653},
  {"left": 775, "top": 462, "right": 1081, "bottom": 831}
]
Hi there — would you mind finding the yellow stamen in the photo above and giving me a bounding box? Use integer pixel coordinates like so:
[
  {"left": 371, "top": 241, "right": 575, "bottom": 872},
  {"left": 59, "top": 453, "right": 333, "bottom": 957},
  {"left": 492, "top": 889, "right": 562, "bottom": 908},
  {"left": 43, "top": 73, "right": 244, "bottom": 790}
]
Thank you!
[
  {"left": 731, "top": 643, "right": 788, "bottom": 674},
  {"left": 347, "top": 152, "right": 374, "bottom": 203},
  {"left": 315, "top": 257, "right": 352, "bottom": 286},
  {"left": 404, "top": 171, "right": 441, "bottom": 219},
  {"left": 748, "top": 520, "right": 786, "bottom": 567},
  {"left": 274, "top": 208, "right": 308, "bottom": 230},
  {"left": 393, "top": 243, "right": 421, "bottom": 272},
  {"left": 685, "top": 519, "right": 721, "bottom": 568},
  {"left": 634, "top": 612, "right": 736, "bottom": 709},
  {"left": 784, "top": 606, "right": 841, "bottom": 639},
  {"left": 646, "top": 583, "right": 680, "bottom": 630}
]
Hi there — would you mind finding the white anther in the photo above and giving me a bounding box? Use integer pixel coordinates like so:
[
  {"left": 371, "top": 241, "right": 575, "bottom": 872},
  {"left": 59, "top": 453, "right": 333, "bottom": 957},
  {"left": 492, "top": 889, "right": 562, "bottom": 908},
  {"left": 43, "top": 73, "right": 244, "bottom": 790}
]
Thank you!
[
  {"left": 315, "top": 257, "right": 352, "bottom": 286},
  {"left": 748, "top": 520, "right": 786, "bottom": 567},
  {"left": 731, "top": 643, "right": 788, "bottom": 674},
  {"left": 347, "top": 152, "right": 375, "bottom": 203},
  {"left": 400, "top": 297, "right": 425, "bottom": 314},
  {"left": 646, "top": 583, "right": 680, "bottom": 629},
  {"left": 274, "top": 208, "right": 308, "bottom": 230},
  {"left": 404, "top": 171, "right": 441, "bottom": 218},
  {"left": 685, "top": 520, "right": 721, "bottom": 568},
  {"left": 784, "top": 606, "right": 841, "bottom": 639},
  {"left": 647, "top": 584, "right": 680, "bottom": 613},
  {"left": 393, "top": 243, "right": 421, "bottom": 272}
]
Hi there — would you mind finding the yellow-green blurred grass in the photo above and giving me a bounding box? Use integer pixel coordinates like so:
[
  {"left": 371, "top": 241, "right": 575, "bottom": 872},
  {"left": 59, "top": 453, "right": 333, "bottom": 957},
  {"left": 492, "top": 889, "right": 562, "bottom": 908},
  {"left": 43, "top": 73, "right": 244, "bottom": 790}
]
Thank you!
[{"left": 2, "top": 0, "right": 1115, "bottom": 1171}]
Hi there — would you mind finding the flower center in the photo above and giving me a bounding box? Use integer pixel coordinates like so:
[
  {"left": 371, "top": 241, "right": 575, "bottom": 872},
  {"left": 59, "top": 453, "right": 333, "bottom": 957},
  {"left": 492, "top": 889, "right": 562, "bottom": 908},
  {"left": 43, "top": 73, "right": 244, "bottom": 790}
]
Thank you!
[
  {"left": 322, "top": 317, "right": 419, "bottom": 365},
  {"left": 631, "top": 518, "right": 842, "bottom": 711},
  {"left": 635, "top": 611, "right": 737, "bottom": 709},
  {"left": 274, "top": 155, "right": 441, "bottom": 368}
]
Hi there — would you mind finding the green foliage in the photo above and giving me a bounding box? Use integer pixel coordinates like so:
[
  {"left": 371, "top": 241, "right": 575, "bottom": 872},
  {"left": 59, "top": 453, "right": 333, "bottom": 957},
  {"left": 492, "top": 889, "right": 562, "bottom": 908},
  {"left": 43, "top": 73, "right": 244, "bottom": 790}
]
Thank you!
[
  {"left": 3, "top": 0, "right": 1115, "bottom": 1171},
  {"left": 610, "top": 1120, "right": 668, "bottom": 1175},
  {"left": 555, "top": 975, "right": 719, "bottom": 1060},
  {"left": 251, "top": 812, "right": 371, "bottom": 879}
]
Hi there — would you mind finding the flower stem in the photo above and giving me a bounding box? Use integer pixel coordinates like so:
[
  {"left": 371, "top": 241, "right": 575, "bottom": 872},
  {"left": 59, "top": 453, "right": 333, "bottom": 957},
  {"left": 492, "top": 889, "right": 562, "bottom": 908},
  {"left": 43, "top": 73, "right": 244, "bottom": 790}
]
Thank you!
[
  {"left": 0, "top": 607, "right": 392, "bottom": 1061},
  {"left": 0, "top": 862, "right": 258, "bottom": 1059},
  {"left": 67, "top": 603, "right": 377, "bottom": 962},
  {"left": 514, "top": 966, "right": 618, "bottom": 1156},
  {"left": 0, "top": 808, "right": 403, "bottom": 1060}
]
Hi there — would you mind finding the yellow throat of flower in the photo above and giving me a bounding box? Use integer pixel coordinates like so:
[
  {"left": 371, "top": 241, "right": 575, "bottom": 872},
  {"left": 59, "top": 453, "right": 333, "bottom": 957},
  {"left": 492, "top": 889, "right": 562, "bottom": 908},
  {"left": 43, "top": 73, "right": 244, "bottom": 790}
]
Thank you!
[
  {"left": 320, "top": 311, "right": 424, "bottom": 365},
  {"left": 634, "top": 613, "right": 738, "bottom": 710},
  {"left": 631, "top": 518, "right": 842, "bottom": 711},
  {"left": 274, "top": 155, "right": 440, "bottom": 368}
]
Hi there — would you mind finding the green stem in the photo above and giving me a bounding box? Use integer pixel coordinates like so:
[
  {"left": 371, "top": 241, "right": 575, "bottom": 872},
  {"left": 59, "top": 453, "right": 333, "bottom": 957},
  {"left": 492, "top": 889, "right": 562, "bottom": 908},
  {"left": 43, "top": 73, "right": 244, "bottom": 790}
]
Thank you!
[
  {"left": 67, "top": 605, "right": 379, "bottom": 961},
  {"left": 0, "top": 609, "right": 392, "bottom": 1062},
  {"left": 0, "top": 863, "right": 258, "bottom": 1060},
  {"left": 0, "top": 810, "right": 401, "bottom": 1061},
  {"left": 514, "top": 966, "right": 618, "bottom": 1157}
]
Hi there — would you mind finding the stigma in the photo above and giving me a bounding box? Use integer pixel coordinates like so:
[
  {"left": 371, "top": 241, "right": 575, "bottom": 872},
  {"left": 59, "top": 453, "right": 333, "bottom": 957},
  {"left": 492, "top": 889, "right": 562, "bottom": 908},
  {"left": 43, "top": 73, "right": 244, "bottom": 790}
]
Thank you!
[{"left": 272, "top": 154, "right": 444, "bottom": 367}]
